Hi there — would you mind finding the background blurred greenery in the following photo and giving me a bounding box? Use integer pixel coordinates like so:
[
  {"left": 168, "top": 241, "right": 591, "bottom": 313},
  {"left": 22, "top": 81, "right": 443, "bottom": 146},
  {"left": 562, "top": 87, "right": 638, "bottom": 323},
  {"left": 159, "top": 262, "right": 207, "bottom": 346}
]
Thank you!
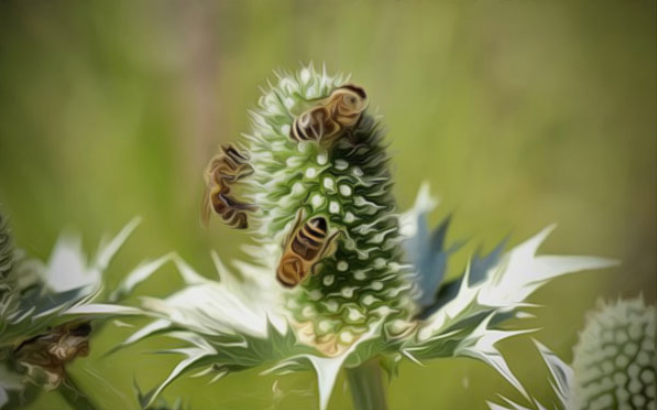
[{"left": 0, "top": 1, "right": 654, "bottom": 409}]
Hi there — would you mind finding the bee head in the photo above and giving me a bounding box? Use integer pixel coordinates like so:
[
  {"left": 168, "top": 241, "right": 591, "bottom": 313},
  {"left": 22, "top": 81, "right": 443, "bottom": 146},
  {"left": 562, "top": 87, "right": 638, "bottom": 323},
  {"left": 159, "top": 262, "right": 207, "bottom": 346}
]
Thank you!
[
  {"left": 337, "top": 85, "right": 367, "bottom": 112},
  {"left": 69, "top": 322, "right": 92, "bottom": 337},
  {"left": 278, "top": 257, "right": 304, "bottom": 287},
  {"left": 308, "top": 216, "right": 327, "bottom": 233},
  {"left": 340, "top": 84, "right": 367, "bottom": 99}
]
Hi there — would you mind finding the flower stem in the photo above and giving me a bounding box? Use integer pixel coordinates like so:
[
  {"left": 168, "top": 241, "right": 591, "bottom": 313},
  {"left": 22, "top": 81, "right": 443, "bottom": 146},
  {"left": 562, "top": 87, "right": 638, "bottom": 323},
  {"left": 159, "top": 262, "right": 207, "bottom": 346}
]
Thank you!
[
  {"left": 345, "top": 360, "right": 389, "bottom": 410},
  {"left": 58, "top": 372, "right": 98, "bottom": 410}
]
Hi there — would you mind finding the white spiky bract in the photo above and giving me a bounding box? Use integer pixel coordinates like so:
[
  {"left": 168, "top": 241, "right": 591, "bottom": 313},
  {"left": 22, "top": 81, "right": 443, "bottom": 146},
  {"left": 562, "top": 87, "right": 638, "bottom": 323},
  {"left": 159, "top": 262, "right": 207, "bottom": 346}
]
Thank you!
[
  {"left": 488, "top": 297, "right": 657, "bottom": 410},
  {"left": 83, "top": 66, "right": 615, "bottom": 410},
  {"left": 401, "top": 186, "right": 617, "bottom": 399}
]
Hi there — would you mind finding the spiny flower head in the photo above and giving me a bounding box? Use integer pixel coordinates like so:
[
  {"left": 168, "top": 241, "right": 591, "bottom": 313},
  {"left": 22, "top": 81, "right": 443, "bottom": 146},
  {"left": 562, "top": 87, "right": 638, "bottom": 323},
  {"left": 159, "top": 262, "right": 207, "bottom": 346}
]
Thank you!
[
  {"left": 569, "top": 297, "right": 656, "bottom": 410},
  {"left": 488, "top": 296, "right": 656, "bottom": 410},
  {"left": 0, "top": 212, "right": 16, "bottom": 333},
  {"left": 0, "top": 214, "right": 142, "bottom": 408},
  {"left": 243, "top": 65, "right": 412, "bottom": 354}
]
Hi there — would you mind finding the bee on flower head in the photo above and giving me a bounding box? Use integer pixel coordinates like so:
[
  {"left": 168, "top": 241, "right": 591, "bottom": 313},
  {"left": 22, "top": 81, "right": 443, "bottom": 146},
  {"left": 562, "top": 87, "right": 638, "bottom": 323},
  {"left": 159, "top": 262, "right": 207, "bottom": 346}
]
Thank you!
[
  {"left": 290, "top": 84, "right": 367, "bottom": 145},
  {"left": 277, "top": 210, "right": 340, "bottom": 288},
  {"left": 201, "top": 144, "right": 256, "bottom": 229},
  {"left": 14, "top": 321, "right": 91, "bottom": 388}
]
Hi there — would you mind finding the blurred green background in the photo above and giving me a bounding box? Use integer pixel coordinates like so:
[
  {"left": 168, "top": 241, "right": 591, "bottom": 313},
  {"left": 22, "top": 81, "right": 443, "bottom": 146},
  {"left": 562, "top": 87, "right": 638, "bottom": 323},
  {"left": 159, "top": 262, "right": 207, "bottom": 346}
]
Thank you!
[{"left": 0, "top": 1, "right": 655, "bottom": 409}]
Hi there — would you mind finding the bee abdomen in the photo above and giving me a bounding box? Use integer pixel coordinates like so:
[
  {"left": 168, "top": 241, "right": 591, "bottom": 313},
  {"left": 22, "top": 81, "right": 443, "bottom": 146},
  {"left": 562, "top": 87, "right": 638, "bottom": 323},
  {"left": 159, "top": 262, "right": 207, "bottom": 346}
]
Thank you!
[
  {"left": 291, "top": 217, "right": 328, "bottom": 259},
  {"left": 339, "top": 84, "right": 367, "bottom": 99},
  {"left": 291, "top": 111, "right": 318, "bottom": 142},
  {"left": 291, "top": 107, "right": 338, "bottom": 142},
  {"left": 222, "top": 145, "right": 250, "bottom": 169},
  {"left": 202, "top": 143, "right": 255, "bottom": 229}
]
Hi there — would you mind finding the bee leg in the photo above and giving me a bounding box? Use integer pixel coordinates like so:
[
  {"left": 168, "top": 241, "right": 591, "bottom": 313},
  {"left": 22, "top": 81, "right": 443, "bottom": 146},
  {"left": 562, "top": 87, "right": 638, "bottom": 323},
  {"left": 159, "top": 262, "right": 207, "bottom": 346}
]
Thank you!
[
  {"left": 235, "top": 212, "right": 248, "bottom": 229},
  {"left": 309, "top": 230, "right": 340, "bottom": 276},
  {"left": 344, "top": 142, "right": 368, "bottom": 157},
  {"left": 222, "top": 144, "right": 250, "bottom": 165},
  {"left": 310, "top": 119, "right": 321, "bottom": 140},
  {"left": 283, "top": 208, "right": 305, "bottom": 247},
  {"left": 318, "top": 120, "right": 341, "bottom": 146},
  {"left": 219, "top": 192, "right": 256, "bottom": 211},
  {"left": 237, "top": 163, "right": 254, "bottom": 179},
  {"left": 222, "top": 206, "right": 235, "bottom": 223},
  {"left": 343, "top": 128, "right": 356, "bottom": 143},
  {"left": 310, "top": 261, "right": 323, "bottom": 276},
  {"left": 318, "top": 230, "right": 341, "bottom": 261}
]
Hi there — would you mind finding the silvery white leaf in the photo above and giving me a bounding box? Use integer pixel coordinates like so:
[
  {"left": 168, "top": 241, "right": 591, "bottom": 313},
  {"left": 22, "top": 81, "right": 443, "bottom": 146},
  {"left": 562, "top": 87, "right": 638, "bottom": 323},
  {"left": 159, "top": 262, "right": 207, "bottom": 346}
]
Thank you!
[
  {"left": 405, "top": 214, "right": 455, "bottom": 311},
  {"left": 417, "top": 226, "right": 618, "bottom": 340},
  {"left": 454, "top": 313, "right": 534, "bottom": 399},
  {"left": 398, "top": 182, "right": 439, "bottom": 239},
  {"left": 416, "top": 239, "right": 506, "bottom": 320},
  {"left": 401, "top": 187, "right": 616, "bottom": 400},
  {"left": 112, "top": 251, "right": 303, "bottom": 407},
  {"left": 533, "top": 340, "right": 572, "bottom": 405},
  {"left": 486, "top": 396, "right": 538, "bottom": 410},
  {"left": 43, "top": 233, "right": 93, "bottom": 293},
  {"left": 264, "top": 323, "right": 381, "bottom": 410},
  {"left": 109, "top": 253, "right": 175, "bottom": 302},
  {"left": 61, "top": 303, "right": 143, "bottom": 317},
  {"left": 94, "top": 217, "right": 142, "bottom": 272},
  {"left": 138, "top": 332, "right": 217, "bottom": 408},
  {"left": 1, "top": 219, "right": 143, "bottom": 349},
  {"left": 114, "top": 319, "right": 172, "bottom": 351},
  {"left": 43, "top": 218, "right": 141, "bottom": 293},
  {"left": 136, "top": 320, "right": 306, "bottom": 409},
  {"left": 134, "top": 255, "right": 286, "bottom": 338}
]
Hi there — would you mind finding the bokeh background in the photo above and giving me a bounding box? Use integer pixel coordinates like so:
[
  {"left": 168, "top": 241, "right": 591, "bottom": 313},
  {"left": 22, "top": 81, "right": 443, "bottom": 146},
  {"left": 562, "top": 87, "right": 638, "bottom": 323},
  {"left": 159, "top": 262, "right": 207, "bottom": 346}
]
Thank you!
[{"left": 0, "top": 1, "right": 655, "bottom": 409}]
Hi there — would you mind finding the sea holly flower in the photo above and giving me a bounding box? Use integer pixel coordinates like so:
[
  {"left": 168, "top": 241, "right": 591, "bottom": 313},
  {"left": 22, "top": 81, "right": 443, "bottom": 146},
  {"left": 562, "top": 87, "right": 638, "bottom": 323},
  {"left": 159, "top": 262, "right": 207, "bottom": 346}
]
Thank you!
[
  {"left": 488, "top": 297, "right": 656, "bottom": 410},
  {"left": 91, "top": 65, "right": 616, "bottom": 410},
  {"left": 0, "top": 214, "right": 146, "bottom": 409}
]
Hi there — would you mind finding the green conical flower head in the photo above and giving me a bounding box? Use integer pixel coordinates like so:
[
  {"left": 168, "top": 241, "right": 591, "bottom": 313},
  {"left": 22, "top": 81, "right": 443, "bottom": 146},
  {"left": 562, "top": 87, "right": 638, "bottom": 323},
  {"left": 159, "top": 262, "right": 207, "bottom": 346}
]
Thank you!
[
  {"left": 0, "top": 212, "right": 14, "bottom": 291},
  {"left": 243, "top": 65, "right": 412, "bottom": 353},
  {"left": 569, "top": 297, "right": 656, "bottom": 410},
  {"left": 0, "top": 211, "right": 16, "bottom": 330}
]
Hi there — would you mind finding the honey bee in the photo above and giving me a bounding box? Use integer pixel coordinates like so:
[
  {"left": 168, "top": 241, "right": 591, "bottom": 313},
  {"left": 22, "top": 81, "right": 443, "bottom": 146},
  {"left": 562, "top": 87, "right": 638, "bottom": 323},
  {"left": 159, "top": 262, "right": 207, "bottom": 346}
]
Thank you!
[
  {"left": 14, "top": 321, "right": 91, "bottom": 388},
  {"left": 277, "top": 210, "right": 340, "bottom": 288},
  {"left": 290, "top": 84, "right": 367, "bottom": 144},
  {"left": 202, "top": 144, "right": 256, "bottom": 229}
]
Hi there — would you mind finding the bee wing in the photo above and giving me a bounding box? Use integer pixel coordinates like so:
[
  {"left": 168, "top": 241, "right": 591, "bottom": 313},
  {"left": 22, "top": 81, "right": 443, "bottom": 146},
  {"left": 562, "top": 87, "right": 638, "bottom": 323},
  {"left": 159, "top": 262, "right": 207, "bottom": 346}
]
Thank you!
[
  {"left": 279, "top": 209, "right": 303, "bottom": 252},
  {"left": 200, "top": 188, "right": 212, "bottom": 227},
  {"left": 319, "top": 229, "right": 341, "bottom": 260}
]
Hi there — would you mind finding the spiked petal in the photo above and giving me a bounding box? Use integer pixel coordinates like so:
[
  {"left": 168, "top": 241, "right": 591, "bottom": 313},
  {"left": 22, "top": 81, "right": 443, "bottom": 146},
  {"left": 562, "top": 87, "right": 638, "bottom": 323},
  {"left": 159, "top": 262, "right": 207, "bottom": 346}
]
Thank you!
[{"left": 400, "top": 185, "right": 617, "bottom": 399}]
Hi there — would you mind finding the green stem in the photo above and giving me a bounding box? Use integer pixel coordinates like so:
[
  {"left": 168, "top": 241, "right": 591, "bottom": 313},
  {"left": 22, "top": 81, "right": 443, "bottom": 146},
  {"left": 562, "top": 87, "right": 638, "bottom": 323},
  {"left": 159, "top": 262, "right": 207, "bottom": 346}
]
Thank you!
[
  {"left": 345, "top": 360, "right": 389, "bottom": 410},
  {"left": 58, "top": 372, "right": 98, "bottom": 410}
]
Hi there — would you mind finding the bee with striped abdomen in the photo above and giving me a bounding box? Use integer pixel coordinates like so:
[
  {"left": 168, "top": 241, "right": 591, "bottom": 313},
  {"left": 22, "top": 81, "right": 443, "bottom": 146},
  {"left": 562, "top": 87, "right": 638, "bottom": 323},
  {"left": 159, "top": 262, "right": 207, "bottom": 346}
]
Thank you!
[
  {"left": 327, "top": 84, "right": 368, "bottom": 129},
  {"left": 277, "top": 210, "right": 340, "bottom": 288},
  {"left": 14, "top": 321, "right": 91, "bottom": 388},
  {"left": 290, "top": 84, "right": 367, "bottom": 144},
  {"left": 202, "top": 144, "right": 256, "bottom": 229}
]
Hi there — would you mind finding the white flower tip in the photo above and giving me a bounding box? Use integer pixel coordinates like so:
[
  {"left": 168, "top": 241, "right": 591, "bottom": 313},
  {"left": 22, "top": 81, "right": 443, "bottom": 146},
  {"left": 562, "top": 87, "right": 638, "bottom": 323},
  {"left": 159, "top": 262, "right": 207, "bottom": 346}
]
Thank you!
[{"left": 415, "top": 181, "right": 439, "bottom": 214}]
